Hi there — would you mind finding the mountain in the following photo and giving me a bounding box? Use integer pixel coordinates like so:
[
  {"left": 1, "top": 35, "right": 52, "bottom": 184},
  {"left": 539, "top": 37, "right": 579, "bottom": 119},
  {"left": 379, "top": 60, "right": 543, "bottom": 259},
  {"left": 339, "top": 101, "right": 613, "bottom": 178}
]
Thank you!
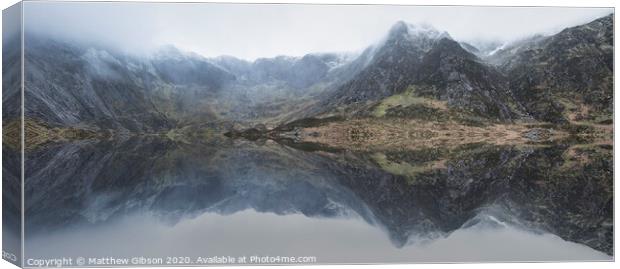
[
  {"left": 20, "top": 37, "right": 353, "bottom": 132},
  {"left": 485, "top": 34, "right": 548, "bottom": 66},
  {"left": 150, "top": 45, "right": 236, "bottom": 89},
  {"left": 300, "top": 15, "right": 613, "bottom": 125},
  {"left": 310, "top": 21, "right": 529, "bottom": 122},
  {"left": 412, "top": 37, "right": 527, "bottom": 121},
  {"left": 212, "top": 53, "right": 353, "bottom": 89},
  {"left": 207, "top": 52, "right": 355, "bottom": 123},
  {"left": 13, "top": 14, "right": 614, "bottom": 135},
  {"left": 24, "top": 38, "right": 175, "bottom": 132},
  {"left": 462, "top": 40, "right": 505, "bottom": 57},
  {"left": 2, "top": 32, "right": 21, "bottom": 122},
  {"left": 316, "top": 22, "right": 449, "bottom": 111},
  {"left": 497, "top": 14, "right": 613, "bottom": 123}
]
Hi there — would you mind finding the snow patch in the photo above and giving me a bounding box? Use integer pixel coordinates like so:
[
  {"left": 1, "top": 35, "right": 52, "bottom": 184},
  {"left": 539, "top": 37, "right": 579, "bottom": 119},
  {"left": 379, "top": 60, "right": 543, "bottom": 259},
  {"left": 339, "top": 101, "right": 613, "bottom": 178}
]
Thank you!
[{"left": 487, "top": 43, "right": 506, "bottom": 56}]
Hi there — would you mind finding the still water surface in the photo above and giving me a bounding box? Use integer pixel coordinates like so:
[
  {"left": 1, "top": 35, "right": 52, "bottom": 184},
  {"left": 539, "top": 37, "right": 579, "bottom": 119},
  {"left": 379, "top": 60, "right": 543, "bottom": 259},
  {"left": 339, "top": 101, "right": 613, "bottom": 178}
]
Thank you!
[{"left": 19, "top": 136, "right": 613, "bottom": 263}]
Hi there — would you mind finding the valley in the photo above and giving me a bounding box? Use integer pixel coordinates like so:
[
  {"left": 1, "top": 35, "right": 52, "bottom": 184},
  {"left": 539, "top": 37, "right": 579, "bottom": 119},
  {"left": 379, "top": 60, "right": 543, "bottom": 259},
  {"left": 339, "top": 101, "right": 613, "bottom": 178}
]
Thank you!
[
  {"left": 5, "top": 14, "right": 612, "bottom": 153},
  {"left": 2, "top": 9, "right": 614, "bottom": 261}
]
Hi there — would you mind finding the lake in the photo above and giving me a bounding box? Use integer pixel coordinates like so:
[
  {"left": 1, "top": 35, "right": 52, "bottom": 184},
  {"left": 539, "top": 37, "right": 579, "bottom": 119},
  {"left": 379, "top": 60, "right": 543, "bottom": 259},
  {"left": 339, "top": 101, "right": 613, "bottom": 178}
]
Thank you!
[{"left": 18, "top": 136, "right": 613, "bottom": 264}]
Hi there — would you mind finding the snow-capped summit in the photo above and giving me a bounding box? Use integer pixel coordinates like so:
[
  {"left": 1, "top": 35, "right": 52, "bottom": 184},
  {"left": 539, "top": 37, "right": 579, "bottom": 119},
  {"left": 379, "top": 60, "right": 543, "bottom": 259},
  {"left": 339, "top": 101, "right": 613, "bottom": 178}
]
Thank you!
[{"left": 387, "top": 21, "right": 452, "bottom": 44}]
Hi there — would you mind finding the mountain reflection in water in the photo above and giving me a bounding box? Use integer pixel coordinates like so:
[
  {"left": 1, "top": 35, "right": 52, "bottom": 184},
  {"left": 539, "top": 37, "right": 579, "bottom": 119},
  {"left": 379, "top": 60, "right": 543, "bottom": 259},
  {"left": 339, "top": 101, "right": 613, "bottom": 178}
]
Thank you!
[{"left": 21, "top": 136, "right": 613, "bottom": 262}]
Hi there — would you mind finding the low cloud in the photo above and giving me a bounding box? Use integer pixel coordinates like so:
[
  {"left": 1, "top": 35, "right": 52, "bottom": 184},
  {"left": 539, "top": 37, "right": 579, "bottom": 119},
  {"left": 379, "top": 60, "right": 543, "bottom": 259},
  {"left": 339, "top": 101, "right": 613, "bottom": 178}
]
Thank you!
[{"left": 23, "top": 2, "right": 613, "bottom": 60}]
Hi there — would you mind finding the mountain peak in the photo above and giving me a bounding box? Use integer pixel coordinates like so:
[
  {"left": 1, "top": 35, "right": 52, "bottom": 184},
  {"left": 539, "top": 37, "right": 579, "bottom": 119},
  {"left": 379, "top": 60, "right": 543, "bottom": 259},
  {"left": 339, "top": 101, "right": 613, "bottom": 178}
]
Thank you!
[
  {"left": 387, "top": 21, "right": 451, "bottom": 43},
  {"left": 388, "top": 21, "right": 410, "bottom": 36}
]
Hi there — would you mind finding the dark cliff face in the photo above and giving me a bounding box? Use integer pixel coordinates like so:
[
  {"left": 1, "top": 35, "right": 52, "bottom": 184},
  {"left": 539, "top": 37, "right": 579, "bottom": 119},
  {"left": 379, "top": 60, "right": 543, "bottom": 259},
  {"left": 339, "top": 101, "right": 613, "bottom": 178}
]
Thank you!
[
  {"left": 413, "top": 38, "right": 527, "bottom": 121},
  {"left": 23, "top": 38, "right": 176, "bottom": 132},
  {"left": 500, "top": 14, "right": 613, "bottom": 123}
]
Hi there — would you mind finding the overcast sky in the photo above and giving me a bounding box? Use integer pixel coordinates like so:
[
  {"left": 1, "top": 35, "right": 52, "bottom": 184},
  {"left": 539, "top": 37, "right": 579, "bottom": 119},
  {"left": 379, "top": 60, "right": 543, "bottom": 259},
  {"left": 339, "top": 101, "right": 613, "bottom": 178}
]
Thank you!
[{"left": 23, "top": 2, "right": 613, "bottom": 60}]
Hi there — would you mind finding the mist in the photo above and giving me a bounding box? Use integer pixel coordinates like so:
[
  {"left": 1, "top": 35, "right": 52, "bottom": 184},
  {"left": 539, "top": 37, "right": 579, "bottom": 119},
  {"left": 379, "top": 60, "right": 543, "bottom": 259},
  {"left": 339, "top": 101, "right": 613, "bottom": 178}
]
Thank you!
[
  {"left": 22, "top": 2, "right": 612, "bottom": 60},
  {"left": 25, "top": 210, "right": 611, "bottom": 263}
]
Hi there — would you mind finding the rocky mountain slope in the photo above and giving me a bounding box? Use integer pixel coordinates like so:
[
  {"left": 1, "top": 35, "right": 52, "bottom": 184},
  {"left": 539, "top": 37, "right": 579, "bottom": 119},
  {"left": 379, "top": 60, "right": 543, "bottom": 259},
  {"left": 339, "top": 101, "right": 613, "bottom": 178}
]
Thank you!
[
  {"left": 20, "top": 37, "right": 357, "bottom": 133},
  {"left": 313, "top": 22, "right": 529, "bottom": 122},
  {"left": 497, "top": 15, "right": 613, "bottom": 124},
  {"left": 314, "top": 15, "right": 612, "bottom": 124},
  {"left": 7, "top": 13, "right": 613, "bottom": 138},
  {"left": 24, "top": 38, "right": 175, "bottom": 132}
]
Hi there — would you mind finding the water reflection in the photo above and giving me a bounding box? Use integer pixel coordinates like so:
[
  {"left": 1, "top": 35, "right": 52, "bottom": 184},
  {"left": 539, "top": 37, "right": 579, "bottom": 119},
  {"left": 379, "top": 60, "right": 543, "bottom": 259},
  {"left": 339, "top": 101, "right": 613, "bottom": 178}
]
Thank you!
[{"left": 20, "top": 136, "right": 613, "bottom": 263}]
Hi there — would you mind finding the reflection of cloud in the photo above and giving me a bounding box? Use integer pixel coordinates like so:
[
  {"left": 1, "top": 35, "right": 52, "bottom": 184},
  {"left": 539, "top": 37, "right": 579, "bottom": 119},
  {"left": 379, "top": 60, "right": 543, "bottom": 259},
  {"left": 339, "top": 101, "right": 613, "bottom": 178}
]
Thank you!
[
  {"left": 22, "top": 2, "right": 612, "bottom": 60},
  {"left": 25, "top": 210, "right": 610, "bottom": 263}
]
